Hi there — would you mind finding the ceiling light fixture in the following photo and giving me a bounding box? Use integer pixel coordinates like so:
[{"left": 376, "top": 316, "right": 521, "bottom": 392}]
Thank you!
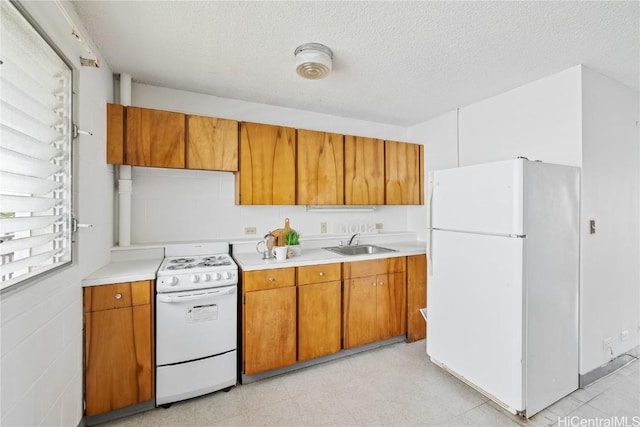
[{"left": 294, "top": 43, "right": 333, "bottom": 79}]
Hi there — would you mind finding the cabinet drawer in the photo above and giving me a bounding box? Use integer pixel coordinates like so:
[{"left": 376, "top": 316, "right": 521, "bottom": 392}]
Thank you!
[
  {"left": 84, "top": 281, "right": 152, "bottom": 313},
  {"left": 343, "top": 257, "right": 406, "bottom": 279},
  {"left": 243, "top": 268, "right": 295, "bottom": 292},
  {"left": 297, "top": 263, "right": 341, "bottom": 285}
]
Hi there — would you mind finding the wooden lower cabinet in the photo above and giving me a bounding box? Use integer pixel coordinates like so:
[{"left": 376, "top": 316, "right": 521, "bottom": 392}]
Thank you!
[
  {"left": 84, "top": 281, "right": 153, "bottom": 417},
  {"left": 407, "top": 254, "right": 427, "bottom": 342},
  {"left": 343, "top": 259, "right": 406, "bottom": 349},
  {"left": 242, "top": 268, "right": 297, "bottom": 375},
  {"left": 297, "top": 264, "right": 342, "bottom": 361}
]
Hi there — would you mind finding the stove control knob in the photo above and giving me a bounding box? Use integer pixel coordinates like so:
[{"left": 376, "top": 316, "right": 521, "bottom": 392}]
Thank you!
[
  {"left": 223, "top": 271, "right": 232, "bottom": 280},
  {"left": 214, "top": 272, "right": 222, "bottom": 281},
  {"left": 168, "top": 276, "right": 178, "bottom": 286},
  {"left": 203, "top": 274, "right": 211, "bottom": 282},
  {"left": 191, "top": 275, "right": 200, "bottom": 284}
]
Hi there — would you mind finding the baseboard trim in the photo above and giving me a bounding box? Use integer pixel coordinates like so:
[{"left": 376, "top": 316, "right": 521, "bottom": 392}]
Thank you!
[
  {"left": 579, "top": 345, "right": 640, "bottom": 388},
  {"left": 84, "top": 399, "right": 155, "bottom": 427},
  {"left": 241, "top": 335, "right": 406, "bottom": 384}
]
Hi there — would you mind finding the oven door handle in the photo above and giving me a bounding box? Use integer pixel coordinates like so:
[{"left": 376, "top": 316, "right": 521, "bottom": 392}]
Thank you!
[{"left": 157, "top": 287, "right": 236, "bottom": 303}]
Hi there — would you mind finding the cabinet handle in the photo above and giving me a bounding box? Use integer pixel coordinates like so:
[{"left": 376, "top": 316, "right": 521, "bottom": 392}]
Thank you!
[
  {"left": 114, "top": 293, "right": 122, "bottom": 300},
  {"left": 268, "top": 277, "right": 275, "bottom": 282},
  {"left": 319, "top": 272, "right": 324, "bottom": 277},
  {"left": 372, "top": 282, "right": 377, "bottom": 287},
  {"left": 379, "top": 281, "right": 384, "bottom": 286}
]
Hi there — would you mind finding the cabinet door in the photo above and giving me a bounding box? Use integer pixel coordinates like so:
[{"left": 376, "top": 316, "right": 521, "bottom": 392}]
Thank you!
[
  {"left": 298, "top": 281, "right": 342, "bottom": 361},
  {"left": 344, "top": 136, "right": 384, "bottom": 205},
  {"left": 407, "top": 255, "right": 427, "bottom": 342},
  {"left": 297, "top": 129, "right": 344, "bottom": 205},
  {"left": 237, "top": 122, "right": 296, "bottom": 205},
  {"left": 376, "top": 272, "right": 406, "bottom": 341},
  {"left": 343, "top": 276, "right": 378, "bottom": 349},
  {"left": 186, "top": 115, "right": 238, "bottom": 171},
  {"left": 84, "top": 304, "right": 153, "bottom": 416},
  {"left": 126, "top": 106, "right": 185, "bottom": 168},
  {"left": 106, "top": 103, "right": 124, "bottom": 164},
  {"left": 385, "top": 141, "right": 421, "bottom": 205},
  {"left": 243, "top": 286, "right": 296, "bottom": 375}
]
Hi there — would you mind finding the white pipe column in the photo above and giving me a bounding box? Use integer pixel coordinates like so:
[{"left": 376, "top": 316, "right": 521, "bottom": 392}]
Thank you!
[{"left": 118, "top": 73, "right": 132, "bottom": 246}]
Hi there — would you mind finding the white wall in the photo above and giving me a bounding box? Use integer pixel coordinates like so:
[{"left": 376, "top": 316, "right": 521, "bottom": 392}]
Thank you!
[
  {"left": 129, "top": 84, "right": 417, "bottom": 244},
  {"left": 0, "top": 2, "right": 114, "bottom": 426},
  {"left": 406, "top": 110, "right": 459, "bottom": 241},
  {"left": 458, "top": 66, "right": 583, "bottom": 167},
  {"left": 579, "top": 67, "right": 640, "bottom": 373}
]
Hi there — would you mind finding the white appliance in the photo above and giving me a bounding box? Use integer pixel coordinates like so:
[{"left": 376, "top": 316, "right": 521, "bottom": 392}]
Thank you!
[
  {"left": 156, "top": 242, "right": 238, "bottom": 406},
  {"left": 426, "top": 158, "right": 580, "bottom": 417}
]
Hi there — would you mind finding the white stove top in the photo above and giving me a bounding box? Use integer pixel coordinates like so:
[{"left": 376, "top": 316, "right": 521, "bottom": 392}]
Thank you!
[{"left": 156, "top": 243, "right": 238, "bottom": 293}]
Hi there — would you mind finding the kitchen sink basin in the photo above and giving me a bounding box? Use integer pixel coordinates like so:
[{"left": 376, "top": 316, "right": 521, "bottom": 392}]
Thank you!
[{"left": 322, "top": 244, "right": 397, "bottom": 256}]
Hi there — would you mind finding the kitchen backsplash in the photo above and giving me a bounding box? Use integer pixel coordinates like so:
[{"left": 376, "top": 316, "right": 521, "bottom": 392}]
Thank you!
[{"left": 128, "top": 166, "right": 415, "bottom": 244}]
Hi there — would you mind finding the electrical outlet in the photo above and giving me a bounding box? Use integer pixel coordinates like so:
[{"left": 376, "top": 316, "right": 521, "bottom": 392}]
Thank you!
[
  {"left": 620, "top": 330, "right": 629, "bottom": 341},
  {"left": 320, "top": 222, "right": 327, "bottom": 234},
  {"left": 375, "top": 223, "right": 383, "bottom": 230},
  {"left": 603, "top": 337, "right": 612, "bottom": 350},
  {"left": 244, "top": 227, "right": 257, "bottom": 235}
]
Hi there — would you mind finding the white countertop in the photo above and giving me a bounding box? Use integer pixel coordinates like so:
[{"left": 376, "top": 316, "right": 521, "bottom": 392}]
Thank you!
[
  {"left": 82, "top": 258, "right": 163, "bottom": 287},
  {"left": 232, "top": 240, "right": 426, "bottom": 271}
]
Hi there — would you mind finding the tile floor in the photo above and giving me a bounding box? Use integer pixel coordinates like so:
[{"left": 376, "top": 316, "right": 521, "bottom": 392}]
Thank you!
[{"left": 103, "top": 340, "right": 639, "bottom": 427}]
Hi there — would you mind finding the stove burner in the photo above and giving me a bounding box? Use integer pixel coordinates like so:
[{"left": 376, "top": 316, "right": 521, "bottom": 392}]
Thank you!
[
  {"left": 170, "top": 258, "right": 195, "bottom": 264},
  {"left": 166, "top": 263, "right": 196, "bottom": 270}
]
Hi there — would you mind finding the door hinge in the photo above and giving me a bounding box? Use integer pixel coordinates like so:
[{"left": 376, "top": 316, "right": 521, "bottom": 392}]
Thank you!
[{"left": 242, "top": 294, "right": 246, "bottom": 304}]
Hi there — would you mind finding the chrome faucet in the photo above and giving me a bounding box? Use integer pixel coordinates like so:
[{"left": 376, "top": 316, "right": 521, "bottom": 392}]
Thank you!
[{"left": 347, "top": 233, "right": 359, "bottom": 246}]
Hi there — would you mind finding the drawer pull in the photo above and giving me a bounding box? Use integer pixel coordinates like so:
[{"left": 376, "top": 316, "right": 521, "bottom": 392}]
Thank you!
[
  {"left": 114, "top": 293, "right": 122, "bottom": 300},
  {"left": 319, "top": 272, "right": 324, "bottom": 277},
  {"left": 268, "top": 277, "right": 275, "bottom": 282}
]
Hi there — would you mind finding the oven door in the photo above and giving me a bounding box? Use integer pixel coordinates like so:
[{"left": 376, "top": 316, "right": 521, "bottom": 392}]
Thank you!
[{"left": 156, "top": 285, "right": 237, "bottom": 366}]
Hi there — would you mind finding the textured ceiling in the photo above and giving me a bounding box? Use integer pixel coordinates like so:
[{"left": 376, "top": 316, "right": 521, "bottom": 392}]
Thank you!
[{"left": 71, "top": 1, "right": 639, "bottom": 127}]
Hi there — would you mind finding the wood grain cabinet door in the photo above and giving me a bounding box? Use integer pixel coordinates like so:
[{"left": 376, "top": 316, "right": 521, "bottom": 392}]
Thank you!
[
  {"left": 186, "top": 115, "right": 238, "bottom": 171},
  {"left": 243, "top": 286, "right": 297, "bottom": 375},
  {"left": 344, "top": 136, "right": 384, "bottom": 205},
  {"left": 106, "top": 103, "right": 124, "bottom": 164},
  {"left": 297, "top": 129, "right": 344, "bottom": 205},
  {"left": 407, "top": 254, "right": 427, "bottom": 342},
  {"left": 298, "top": 280, "right": 342, "bottom": 361},
  {"left": 376, "top": 272, "right": 407, "bottom": 341},
  {"left": 126, "top": 106, "right": 185, "bottom": 168},
  {"left": 237, "top": 122, "right": 296, "bottom": 205},
  {"left": 343, "top": 276, "right": 378, "bottom": 349},
  {"left": 84, "top": 285, "right": 153, "bottom": 416},
  {"left": 385, "top": 141, "right": 421, "bottom": 205}
]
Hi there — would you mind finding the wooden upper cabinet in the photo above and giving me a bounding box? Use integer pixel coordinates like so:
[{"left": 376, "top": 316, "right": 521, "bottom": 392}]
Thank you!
[
  {"left": 297, "top": 129, "right": 344, "bottom": 205},
  {"left": 186, "top": 115, "right": 238, "bottom": 171},
  {"left": 385, "top": 141, "right": 422, "bottom": 205},
  {"left": 126, "top": 106, "right": 185, "bottom": 168},
  {"left": 344, "top": 136, "right": 384, "bottom": 205},
  {"left": 106, "top": 103, "right": 124, "bottom": 165},
  {"left": 237, "top": 122, "right": 296, "bottom": 205}
]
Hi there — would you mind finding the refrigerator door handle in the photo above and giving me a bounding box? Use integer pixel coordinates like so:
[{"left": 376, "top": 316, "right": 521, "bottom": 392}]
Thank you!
[{"left": 427, "top": 173, "right": 434, "bottom": 276}]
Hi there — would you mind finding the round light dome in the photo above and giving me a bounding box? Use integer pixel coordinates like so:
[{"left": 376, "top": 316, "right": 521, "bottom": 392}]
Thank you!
[{"left": 294, "top": 43, "right": 333, "bottom": 79}]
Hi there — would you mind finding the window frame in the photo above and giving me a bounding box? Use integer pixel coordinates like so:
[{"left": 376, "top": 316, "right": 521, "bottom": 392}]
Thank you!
[{"left": 1, "top": 0, "right": 78, "bottom": 292}]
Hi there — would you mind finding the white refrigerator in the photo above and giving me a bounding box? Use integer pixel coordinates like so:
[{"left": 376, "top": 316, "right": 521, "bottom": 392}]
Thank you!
[{"left": 426, "top": 158, "right": 580, "bottom": 417}]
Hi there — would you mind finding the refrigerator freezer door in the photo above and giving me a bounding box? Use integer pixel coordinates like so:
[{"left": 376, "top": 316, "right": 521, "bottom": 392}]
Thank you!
[
  {"left": 431, "top": 159, "right": 524, "bottom": 236},
  {"left": 427, "top": 229, "right": 525, "bottom": 412}
]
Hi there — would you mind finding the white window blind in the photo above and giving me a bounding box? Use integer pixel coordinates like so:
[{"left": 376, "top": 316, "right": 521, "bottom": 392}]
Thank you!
[{"left": 1, "top": 1, "right": 74, "bottom": 290}]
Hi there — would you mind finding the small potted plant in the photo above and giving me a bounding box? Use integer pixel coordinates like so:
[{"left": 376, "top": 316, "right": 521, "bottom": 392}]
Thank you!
[{"left": 284, "top": 229, "right": 301, "bottom": 257}]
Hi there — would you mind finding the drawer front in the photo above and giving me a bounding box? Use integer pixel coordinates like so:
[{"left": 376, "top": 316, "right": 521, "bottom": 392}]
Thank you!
[
  {"left": 343, "top": 257, "right": 406, "bottom": 279},
  {"left": 243, "top": 268, "right": 295, "bottom": 292},
  {"left": 84, "top": 281, "right": 152, "bottom": 312},
  {"left": 297, "top": 263, "right": 341, "bottom": 285}
]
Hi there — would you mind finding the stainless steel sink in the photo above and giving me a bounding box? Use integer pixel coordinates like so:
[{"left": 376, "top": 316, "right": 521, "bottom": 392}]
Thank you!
[{"left": 323, "top": 244, "right": 397, "bottom": 256}]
